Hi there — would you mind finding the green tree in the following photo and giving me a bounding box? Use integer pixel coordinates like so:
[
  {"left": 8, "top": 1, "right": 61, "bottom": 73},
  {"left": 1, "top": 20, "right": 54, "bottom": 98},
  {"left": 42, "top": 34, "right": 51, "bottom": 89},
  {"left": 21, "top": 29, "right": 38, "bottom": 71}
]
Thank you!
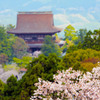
[
  {"left": 14, "top": 54, "right": 62, "bottom": 99},
  {"left": 61, "top": 49, "right": 100, "bottom": 71},
  {"left": 12, "top": 37, "right": 28, "bottom": 58},
  {"left": 77, "top": 29, "right": 87, "bottom": 43},
  {"left": 0, "top": 26, "right": 7, "bottom": 41},
  {"left": 41, "top": 35, "right": 61, "bottom": 56},
  {"left": 82, "top": 30, "right": 94, "bottom": 49},
  {"left": 66, "top": 29, "right": 100, "bottom": 52},
  {"left": 0, "top": 79, "right": 5, "bottom": 98},
  {"left": 64, "top": 25, "right": 76, "bottom": 40},
  {"left": 3, "top": 64, "right": 19, "bottom": 71},
  {"left": 54, "top": 33, "right": 60, "bottom": 42},
  {"left": 64, "top": 25, "right": 77, "bottom": 44},
  {"left": 13, "top": 56, "right": 32, "bottom": 68},
  {"left": 0, "top": 26, "right": 14, "bottom": 61},
  {"left": 0, "top": 25, "right": 28, "bottom": 62},
  {"left": 4, "top": 75, "right": 17, "bottom": 96},
  {"left": 63, "top": 25, "right": 78, "bottom": 52},
  {"left": 94, "top": 29, "right": 100, "bottom": 50},
  {"left": 0, "top": 53, "right": 8, "bottom": 64},
  {"left": 6, "top": 24, "right": 15, "bottom": 31}
]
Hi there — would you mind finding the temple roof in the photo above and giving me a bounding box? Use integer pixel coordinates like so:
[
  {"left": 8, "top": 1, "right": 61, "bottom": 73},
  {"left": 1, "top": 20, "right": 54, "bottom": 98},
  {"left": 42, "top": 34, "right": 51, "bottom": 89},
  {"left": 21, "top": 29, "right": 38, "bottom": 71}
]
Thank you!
[{"left": 7, "top": 11, "right": 62, "bottom": 34}]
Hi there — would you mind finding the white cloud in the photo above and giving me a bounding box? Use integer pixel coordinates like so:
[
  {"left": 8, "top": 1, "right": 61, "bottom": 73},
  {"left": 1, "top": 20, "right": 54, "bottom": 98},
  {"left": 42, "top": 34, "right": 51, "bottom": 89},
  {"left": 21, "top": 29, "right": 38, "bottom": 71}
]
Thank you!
[
  {"left": 0, "top": 15, "right": 16, "bottom": 26},
  {"left": 88, "top": 1, "right": 100, "bottom": 14},
  {"left": 56, "top": 24, "right": 69, "bottom": 29},
  {"left": 54, "top": 14, "right": 70, "bottom": 26},
  {"left": 68, "top": 7, "right": 78, "bottom": 11},
  {"left": 56, "top": 8, "right": 66, "bottom": 14},
  {"left": 23, "top": 1, "right": 32, "bottom": 7},
  {"left": 30, "top": 6, "right": 53, "bottom": 12},
  {"left": 54, "top": 12, "right": 100, "bottom": 32},
  {"left": 68, "top": 7, "right": 84, "bottom": 11},
  {"left": 70, "top": 14, "right": 90, "bottom": 23},
  {"left": 73, "top": 22, "right": 100, "bottom": 30},
  {"left": 54, "top": 14, "right": 91, "bottom": 32},
  {"left": 54, "top": 13, "right": 90, "bottom": 29},
  {"left": 72, "top": 22, "right": 87, "bottom": 30},
  {"left": 37, "top": 6, "right": 52, "bottom": 11},
  {"left": 0, "top": 9, "right": 11, "bottom": 14},
  {"left": 0, "top": 9, "right": 16, "bottom": 25},
  {"left": 88, "top": 13, "right": 95, "bottom": 20},
  {"left": 88, "top": 7, "right": 96, "bottom": 13},
  {"left": 91, "top": 10, "right": 96, "bottom": 13}
]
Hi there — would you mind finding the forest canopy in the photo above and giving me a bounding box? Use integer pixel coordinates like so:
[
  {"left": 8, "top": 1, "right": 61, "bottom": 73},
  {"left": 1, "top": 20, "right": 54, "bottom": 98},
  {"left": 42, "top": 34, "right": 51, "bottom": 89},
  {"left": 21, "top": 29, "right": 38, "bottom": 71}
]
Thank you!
[
  {"left": 0, "top": 25, "right": 28, "bottom": 63},
  {"left": 0, "top": 24, "right": 100, "bottom": 100}
]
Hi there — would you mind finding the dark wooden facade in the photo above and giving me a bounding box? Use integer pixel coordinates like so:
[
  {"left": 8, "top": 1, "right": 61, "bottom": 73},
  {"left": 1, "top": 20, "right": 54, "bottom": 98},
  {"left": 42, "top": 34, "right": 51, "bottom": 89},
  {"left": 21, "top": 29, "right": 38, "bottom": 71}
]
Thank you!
[
  {"left": 16, "top": 33, "right": 54, "bottom": 52},
  {"left": 7, "top": 11, "right": 61, "bottom": 52}
]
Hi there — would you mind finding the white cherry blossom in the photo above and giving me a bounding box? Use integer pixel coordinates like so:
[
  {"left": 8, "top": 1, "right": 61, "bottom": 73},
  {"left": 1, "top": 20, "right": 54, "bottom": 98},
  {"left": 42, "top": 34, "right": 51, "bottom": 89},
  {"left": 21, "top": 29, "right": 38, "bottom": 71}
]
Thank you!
[{"left": 30, "top": 66, "right": 100, "bottom": 100}]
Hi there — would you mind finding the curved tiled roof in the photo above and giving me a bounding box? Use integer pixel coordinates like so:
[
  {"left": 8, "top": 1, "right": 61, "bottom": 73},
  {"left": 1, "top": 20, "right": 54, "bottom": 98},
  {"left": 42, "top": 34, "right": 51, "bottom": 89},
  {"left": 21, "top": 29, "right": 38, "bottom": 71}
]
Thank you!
[{"left": 7, "top": 11, "right": 62, "bottom": 34}]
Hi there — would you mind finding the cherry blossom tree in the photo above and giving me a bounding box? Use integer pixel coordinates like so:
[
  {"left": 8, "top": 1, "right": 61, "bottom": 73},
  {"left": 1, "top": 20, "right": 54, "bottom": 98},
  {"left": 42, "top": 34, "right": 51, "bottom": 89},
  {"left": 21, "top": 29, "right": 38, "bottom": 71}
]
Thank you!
[
  {"left": 30, "top": 66, "right": 100, "bottom": 100},
  {"left": 33, "top": 51, "right": 42, "bottom": 58}
]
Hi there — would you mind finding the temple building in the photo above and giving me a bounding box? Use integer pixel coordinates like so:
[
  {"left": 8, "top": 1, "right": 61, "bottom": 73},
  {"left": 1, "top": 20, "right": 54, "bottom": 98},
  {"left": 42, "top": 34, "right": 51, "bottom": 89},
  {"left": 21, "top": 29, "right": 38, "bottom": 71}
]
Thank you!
[{"left": 7, "top": 11, "right": 61, "bottom": 52}]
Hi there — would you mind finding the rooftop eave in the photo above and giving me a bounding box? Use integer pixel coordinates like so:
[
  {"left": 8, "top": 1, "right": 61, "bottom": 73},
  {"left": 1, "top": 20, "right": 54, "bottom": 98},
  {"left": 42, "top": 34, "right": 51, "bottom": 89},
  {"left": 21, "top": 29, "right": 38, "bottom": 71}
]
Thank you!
[
  {"left": 7, "top": 31, "right": 61, "bottom": 34},
  {"left": 7, "top": 29, "right": 61, "bottom": 34}
]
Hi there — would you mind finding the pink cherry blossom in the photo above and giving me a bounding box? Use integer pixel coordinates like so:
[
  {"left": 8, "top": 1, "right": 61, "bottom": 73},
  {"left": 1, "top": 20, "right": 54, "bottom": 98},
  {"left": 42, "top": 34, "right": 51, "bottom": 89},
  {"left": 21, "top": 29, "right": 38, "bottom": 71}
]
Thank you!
[{"left": 30, "top": 66, "right": 100, "bottom": 100}]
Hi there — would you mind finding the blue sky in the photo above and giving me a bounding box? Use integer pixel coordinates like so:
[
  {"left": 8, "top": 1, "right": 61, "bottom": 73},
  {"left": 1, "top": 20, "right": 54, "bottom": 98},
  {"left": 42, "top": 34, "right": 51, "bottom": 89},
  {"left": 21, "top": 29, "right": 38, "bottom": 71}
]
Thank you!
[{"left": 0, "top": 0, "right": 100, "bottom": 36}]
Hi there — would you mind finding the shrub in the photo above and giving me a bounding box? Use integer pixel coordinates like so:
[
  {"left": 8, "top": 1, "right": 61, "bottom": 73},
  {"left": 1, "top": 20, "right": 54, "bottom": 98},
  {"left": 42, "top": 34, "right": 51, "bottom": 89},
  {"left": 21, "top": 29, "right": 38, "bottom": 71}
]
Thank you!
[
  {"left": 81, "top": 62, "right": 97, "bottom": 72},
  {"left": 61, "top": 49, "right": 100, "bottom": 71}
]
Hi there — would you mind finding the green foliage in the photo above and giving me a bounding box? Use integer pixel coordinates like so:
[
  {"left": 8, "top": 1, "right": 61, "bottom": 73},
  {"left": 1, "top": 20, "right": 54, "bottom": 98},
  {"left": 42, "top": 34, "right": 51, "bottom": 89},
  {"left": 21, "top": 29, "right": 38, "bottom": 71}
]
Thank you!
[
  {"left": 0, "top": 25, "right": 28, "bottom": 62},
  {"left": 80, "top": 57, "right": 99, "bottom": 72},
  {"left": 64, "top": 25, "right": 76, "bottom": 40},
  {"left": 81, "top": 62, "right": 97, "bottom": 72},
  {"left": 0, "top": 26, "right": 7, "bottom": 41},
  {"left": 13, "top": 53, "right": 62, "bottom": 99},
  {"left": 1, "top": 26, "right": 100, "bottom": 100},
  {"left": 13, "top": 56, "right": 32, "bottom": 68},
  {"left": 0, "top": 79, "right": 5, "bottom": 98},
  {"left": 67, "top": 29, "right": 100, "bottom": 52},
  {"left": 72, "top": 62, "right": 81, "bottom": 71},
  {"left": 3, "top": 64, "right": 19, "bottom": 71},
  {"left": 81, "top": 57, "right": 100, "bottom": 64},
  {"left": 0, "top": 26, "right": 14, "bottom": 61},
  {"left": 62, "top": 25, "right": 78, "bottom": 52},
  {"left": 4, "top": 75, "right": 17, "bottom": 96},
  {"left": 0, "top": 53, "right": 8, "bottom": 64},
  {"left": 61, "top": 49, "right": 100, "bottom": 71},
  {"left": 54, "top": 33, "right": 60, "bottom": 42},
  {"left": 6, "top": 24, "right": 15, "bottom": 31},
  {"left": 77, "top": 29, "right": 87, "bottom": 44},
  {"left": 41, "top": 35, "right": 61, "bottom": 57},
  {"left": 67, "top": 45, "right": 78, "bottom": 53},
  {"left": 64, "top": 25, "right": 78, "bottom": 45},
  {"left": 72, "top": 62, "right": 87, "bottom": 72},
  {"left": 12, "top": 37, "right": 28, "bottom": 59}
]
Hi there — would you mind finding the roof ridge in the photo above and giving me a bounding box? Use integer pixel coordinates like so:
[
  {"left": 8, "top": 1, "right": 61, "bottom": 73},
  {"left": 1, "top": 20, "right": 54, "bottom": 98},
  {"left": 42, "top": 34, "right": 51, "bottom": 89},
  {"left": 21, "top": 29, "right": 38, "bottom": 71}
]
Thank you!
[{"left": 18, "top": 11, "right": 52, "bottom": 14}]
